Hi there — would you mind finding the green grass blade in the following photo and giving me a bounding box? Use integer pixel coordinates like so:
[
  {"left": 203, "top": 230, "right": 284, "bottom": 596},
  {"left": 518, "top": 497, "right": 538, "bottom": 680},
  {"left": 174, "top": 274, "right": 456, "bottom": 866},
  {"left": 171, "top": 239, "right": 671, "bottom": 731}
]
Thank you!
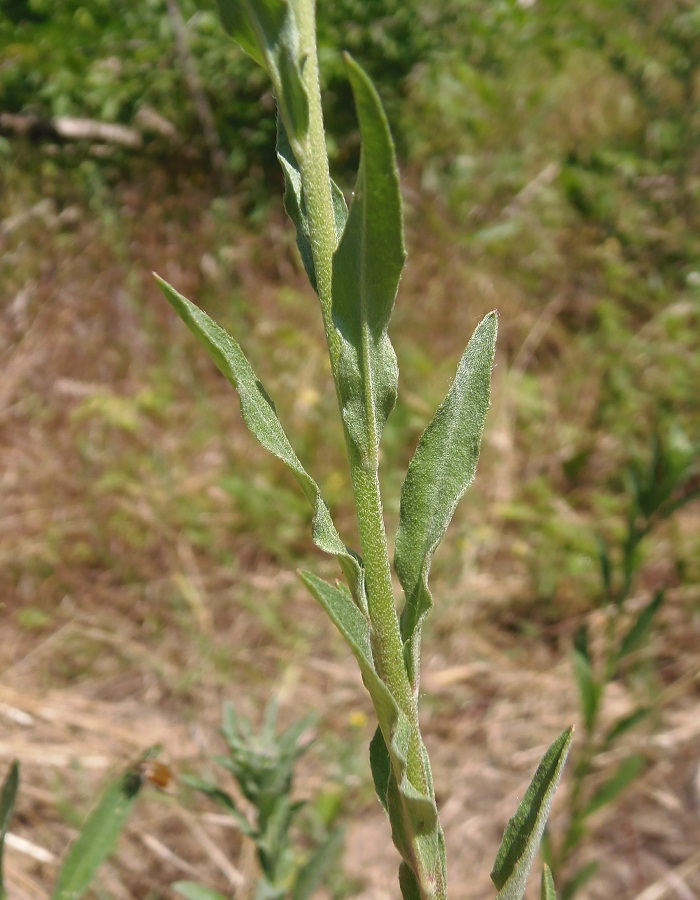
[
  {"left": 394, "top": 311, "right": 497, "bottom": 689},
  {"left": 603, "top": 707, "right": 651, "bottom": 749},
  {"left": 540, "top": 864, "right": 557, "bottom": 900},
  {"left": 155, "top": 276, "right": 365, "bottom": 610},
  {"left": 331, "top": 53, "right": 405, "bottom": 459},
  {"left": 615, "top": 589, "right": 664, "bottom": 666},
  {"left": 561, "top": 861, "right": 598, "bottom": 900},
  {"left": 582, "top": 754, "right": 645, "bottom": 818},
  {"left": 491, "top": 726, "right": 573, "bottom": 900},
  {"left": 52, "top": 768, "right": 144, "bottom": 899},
  {"left": 0, "top": 760, "right": 20, "bottom": 900},
  {"left": 571, "top": 648, "right": 601, "bottom": 736}
]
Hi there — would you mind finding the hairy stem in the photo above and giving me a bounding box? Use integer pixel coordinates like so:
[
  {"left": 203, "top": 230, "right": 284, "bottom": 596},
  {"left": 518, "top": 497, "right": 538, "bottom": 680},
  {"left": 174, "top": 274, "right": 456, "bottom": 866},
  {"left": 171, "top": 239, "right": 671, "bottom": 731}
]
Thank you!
[
  {"left": 292, "top": 5, "right": 439, "bottom": 894},
  {"left": 291, "top": 0, "right": 339, "bottom": 342}
]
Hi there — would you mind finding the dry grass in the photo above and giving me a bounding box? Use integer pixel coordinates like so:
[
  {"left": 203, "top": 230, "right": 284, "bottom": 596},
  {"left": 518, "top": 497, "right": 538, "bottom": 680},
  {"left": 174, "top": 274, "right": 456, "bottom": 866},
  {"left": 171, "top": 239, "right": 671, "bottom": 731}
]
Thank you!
[{"left": 1, "top": 166, "right": 699, "bottom": 899}]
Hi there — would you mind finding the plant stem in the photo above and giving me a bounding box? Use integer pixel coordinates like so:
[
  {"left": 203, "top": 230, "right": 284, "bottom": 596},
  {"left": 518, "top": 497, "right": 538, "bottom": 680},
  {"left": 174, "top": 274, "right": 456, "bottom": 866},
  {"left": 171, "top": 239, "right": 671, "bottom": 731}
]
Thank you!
[
  {"left": 302, "top": 0, "right": 423, "bottom": 772},
  {"left": 291, "top": 5, "right": 440, "bottom": 894},
  {"left": 291, "top": 0, "right": 339, "bottom": 343},
  {"left": 292, "top": 0, "right": 419, "bottom": 759},
  {"left": 351, "top": 465, "right": 427, "bottom": 791}
]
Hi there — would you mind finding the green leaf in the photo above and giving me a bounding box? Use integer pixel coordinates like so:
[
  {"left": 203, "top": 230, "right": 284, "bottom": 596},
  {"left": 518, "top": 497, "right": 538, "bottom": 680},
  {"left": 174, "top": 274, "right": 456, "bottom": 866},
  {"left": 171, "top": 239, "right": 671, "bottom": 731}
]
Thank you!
[
  {"left": 215, "top": 0, "right": 286, "bottom": 69},
  {"left": 292, "top": 825, "right": 345, "bottom": 900},
  {"left": 572, "top": 624, "right": 589, "bottom": 661},
  {"left": 615, "top": 590, "right": 664, "bottom": 666},
  {"left": 0, "top": 761, "right": 19, "bottom": 900},
  {"left": 331, "top": 54, "right": 405, "bottom": 460},
  {"left": 582, "top": 754, "right": 645, "bottom": 818},
  {"left": 369, "top": 725, "right": 391, "bottom": 813},
  {"left": 155, "top": 276, "right": 365, "bottom": 612},
  {"left": 571, "top": 648, "right": 600, "bottom": 736},
  {"left": 181, "top": 776, "right": 255, "bottom": 836},
  {"left": 540, "top": 864, "right": 557, "bottom": 900},
  {"left": 277, "top": 118, "right": 348, "bottom": 294},
  {"left": 398, "top": 861, "right": 423, "bottom": 900},
  {"left": 299, "top": 572, "right": 444, "bottom": 888},
  {"left": 491, "top": 726, "right": 573, "bottom": 900},
  {"left": 596, "top": 535, "right": 613, "bottom": 600},
  {"left": 603, "top": 707, "right": 651, "bottom": 748},
  {"left": 561, "top": 861, "right": 598, "bottom": 900},
  {"left": 173, "top": 883, "right": 230, "bottom": 900},
  {"left": 276, "top": 41, "right": 308, "bottom": 139},
  {"left": 52, "top": 767, "right": 145, "bottom": 899},
  {"left": 394, "top": 312, "right": 497, "bottom": 689},
  {"left": 215, "top": 0, "right": 308, "bottom": 140},
  {"left": 298, "top": 571, "right": 392, "bottom": 726},
  {"left": 256, "top": 794, "right": 297, "bottom": 876}
]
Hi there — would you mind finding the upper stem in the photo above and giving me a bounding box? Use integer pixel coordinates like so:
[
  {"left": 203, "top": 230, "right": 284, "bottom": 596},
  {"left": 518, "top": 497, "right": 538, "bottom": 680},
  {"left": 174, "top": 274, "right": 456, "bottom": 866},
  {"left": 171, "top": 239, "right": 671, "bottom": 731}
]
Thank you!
[
  {"left": 288, "top": 5, "right": 440, "bottom": 894},
  {"left": 291, "top": 0, "right": 338, "bottom": 343},
  {"left": 291, "top": 0, "right": 417, "bottom": 728}
]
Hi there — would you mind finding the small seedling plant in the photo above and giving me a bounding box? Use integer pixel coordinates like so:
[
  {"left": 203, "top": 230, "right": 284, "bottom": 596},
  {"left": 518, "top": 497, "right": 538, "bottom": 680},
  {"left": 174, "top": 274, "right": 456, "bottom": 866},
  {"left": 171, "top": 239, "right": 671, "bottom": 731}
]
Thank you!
[
  {"left": 175, "top": 700, "right": 344, "bottom": 900},
  {"left": 154, "top": 2, "right": 572, "bottom": 898}
]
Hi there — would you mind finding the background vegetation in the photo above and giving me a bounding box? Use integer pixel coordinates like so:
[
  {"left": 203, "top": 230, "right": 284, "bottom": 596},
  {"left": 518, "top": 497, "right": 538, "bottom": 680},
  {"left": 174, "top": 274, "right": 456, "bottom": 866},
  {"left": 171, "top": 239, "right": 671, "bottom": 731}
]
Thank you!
[{"left": 1, "top": 0, "right": 698, "bottom": 896}]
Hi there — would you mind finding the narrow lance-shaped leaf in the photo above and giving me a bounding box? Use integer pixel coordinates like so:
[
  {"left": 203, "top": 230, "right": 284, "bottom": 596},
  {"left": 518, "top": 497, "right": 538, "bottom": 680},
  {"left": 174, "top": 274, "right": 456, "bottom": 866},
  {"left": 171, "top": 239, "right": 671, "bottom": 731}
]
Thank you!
[
  {"left": 180, "top": 776, "right": 255, "bottom": 836},
  {"left": 299, "top": 572, "right": 444, "bottom": 890},
  {"left": 582, "top": 754, "right": 645, "bottom": 818},
  {"left": 215, "top": 0, "right": 285, "bottom": 69},
  {"left": 398, "top": 861, "right": 423, "bottom": 900},
  {"left": 299, "top": 572, "right": 400, "bottom": 749},
  {"left": 52, "top": 766, "right": 145, "bottom": 899},
  {"left": 277, "top": 118, "right": 348, "bottom": 294},
  {"left": 155, "top": 276, "right": 366, "bottom": 612},
  {"left": 571, "top": 648, "right": 600, "bottom": 736},
  {"left": 540, "top": 864, "right": 557, "bottom": 900},
  {"left": 216, "top": 0, "right": 308, "bottom": 141},
  {"left": 331, "top": 54, "right": 405, "bottom": 461},
  {"left": 0, "top": 761, "right": 19, "bottom": 900},
  {"left": 394, "top": 312, "right": 497, "bottom": 690},
  {"left": 614, "top": 589, "right": 664, "bottom": 668},
  {"left": 596, "top": 535, "right": 613, "bottom": 601},
  {"left": 491, "top": 726, "right": 573, "bottom": 900},
  {"left": 603, "top": 707, "right": 651, "bottom": 749},
  {"left": 563, "top": 861, "right": 598, "bottom": 898}
]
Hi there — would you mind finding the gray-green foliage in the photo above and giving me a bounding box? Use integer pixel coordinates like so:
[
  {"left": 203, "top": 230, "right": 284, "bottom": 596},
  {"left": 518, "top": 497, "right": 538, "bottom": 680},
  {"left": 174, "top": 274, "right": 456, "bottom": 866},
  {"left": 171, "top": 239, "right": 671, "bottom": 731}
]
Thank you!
[
  {"left": 540, "top": 864, "right": 557, "bottom": 900},
  {"left": 395, "top": 312, "right": 497, "bottom": 690},
  {"left": 545, "top": 430, "right": 700, "bottom": 898},
  {"left": 177, "top": 701, "right": 343, "bottom": 900},
  {"left": 156, "top": 1, "right": 571, "bottom": 897},
  {"left": 490, "top": 728, "right": 572, "bottom": 900}
]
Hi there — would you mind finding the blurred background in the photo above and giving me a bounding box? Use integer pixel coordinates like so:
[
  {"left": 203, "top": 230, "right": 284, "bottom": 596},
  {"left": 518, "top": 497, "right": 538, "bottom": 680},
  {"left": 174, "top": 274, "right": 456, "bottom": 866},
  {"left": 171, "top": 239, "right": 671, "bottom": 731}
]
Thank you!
[{"left": 1, "top": 1, "right": 699, "bottom": 897}]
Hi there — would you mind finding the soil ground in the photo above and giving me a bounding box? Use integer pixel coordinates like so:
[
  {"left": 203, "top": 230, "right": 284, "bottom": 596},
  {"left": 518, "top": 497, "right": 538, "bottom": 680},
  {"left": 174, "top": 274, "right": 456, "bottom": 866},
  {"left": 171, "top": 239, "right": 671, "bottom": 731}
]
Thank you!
[{"left": 1, "top": 170, "right": 699, "bottom": 899}]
